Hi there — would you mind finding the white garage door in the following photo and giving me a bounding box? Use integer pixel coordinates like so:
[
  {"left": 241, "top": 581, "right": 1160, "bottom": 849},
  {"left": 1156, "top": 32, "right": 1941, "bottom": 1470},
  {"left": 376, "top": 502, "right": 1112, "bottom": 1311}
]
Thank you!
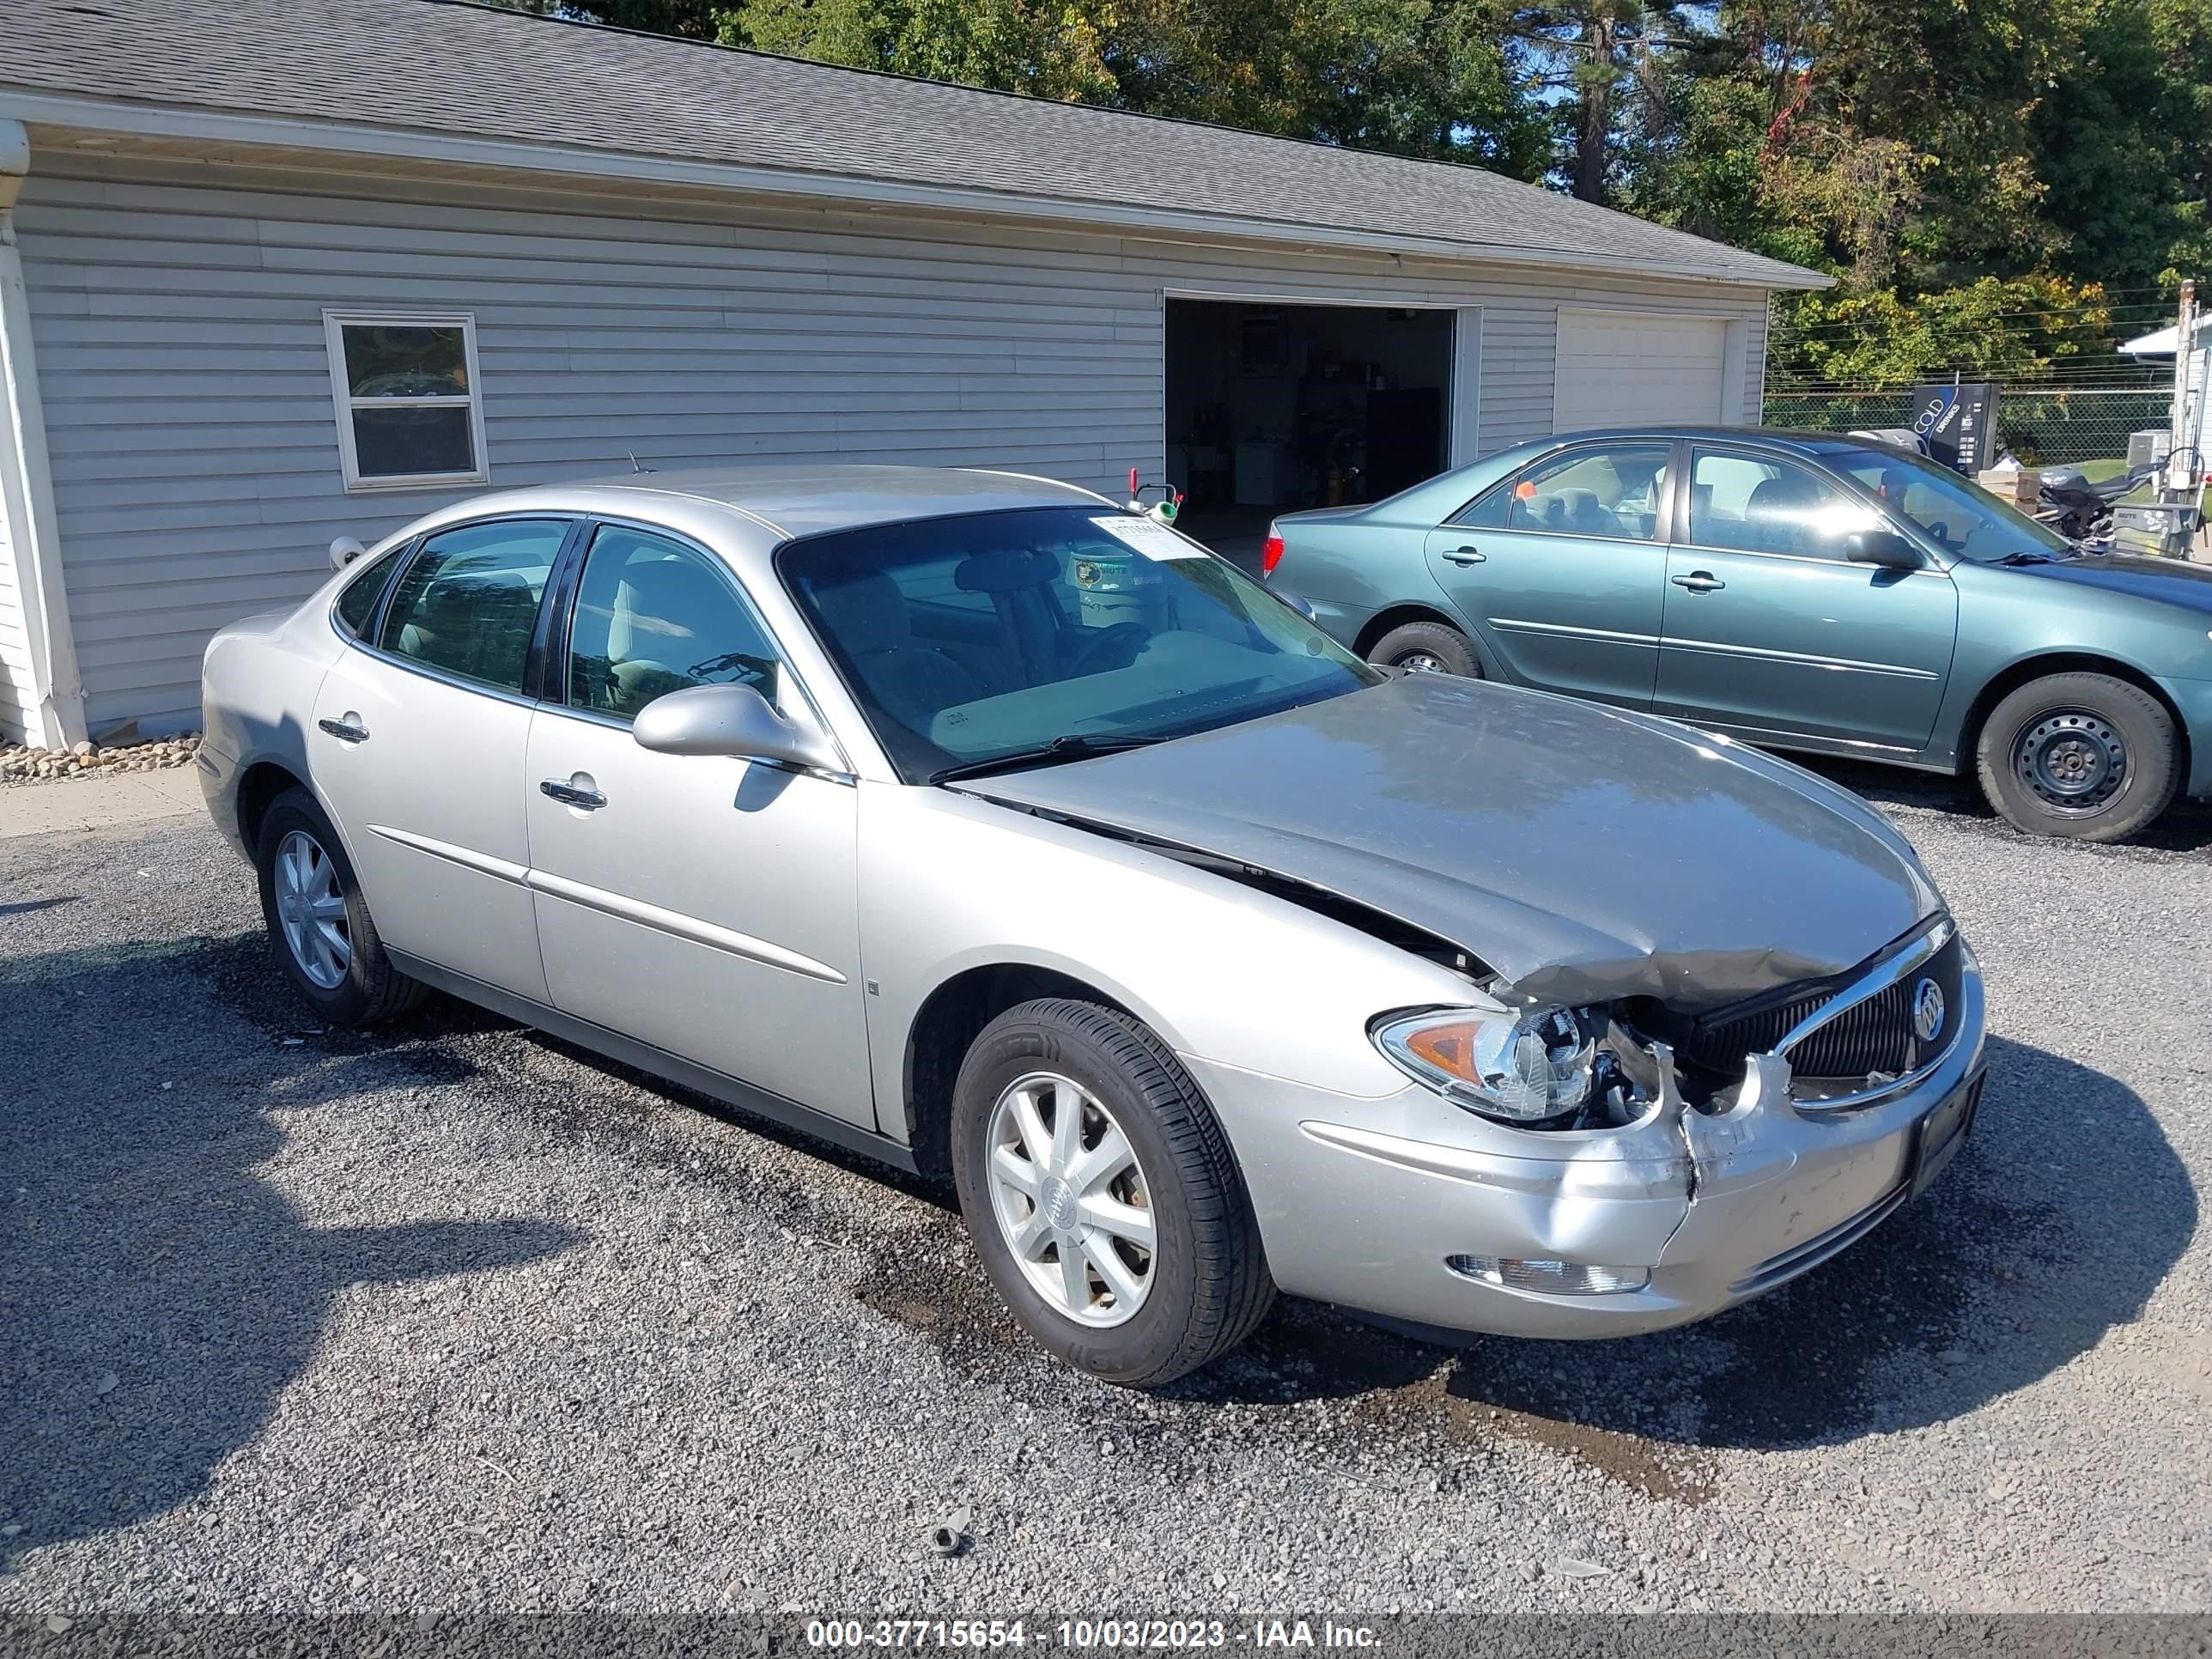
[{"left": 1553, "top": 309, "right": 1728, "bottom": 433}]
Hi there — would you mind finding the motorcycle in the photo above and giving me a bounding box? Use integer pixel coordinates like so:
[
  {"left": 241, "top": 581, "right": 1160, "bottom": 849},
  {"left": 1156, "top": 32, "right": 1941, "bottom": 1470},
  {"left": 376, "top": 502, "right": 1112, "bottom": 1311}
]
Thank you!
[{"left": 2032, "top": 459, "right": 2168, "bottom": 544}]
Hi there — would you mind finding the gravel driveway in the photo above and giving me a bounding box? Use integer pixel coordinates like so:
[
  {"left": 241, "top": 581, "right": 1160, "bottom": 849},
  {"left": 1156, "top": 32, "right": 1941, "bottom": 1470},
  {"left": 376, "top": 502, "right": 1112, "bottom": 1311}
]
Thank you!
[{"left": 2, "top": 770, "right": 2208, "bottom": 1616}]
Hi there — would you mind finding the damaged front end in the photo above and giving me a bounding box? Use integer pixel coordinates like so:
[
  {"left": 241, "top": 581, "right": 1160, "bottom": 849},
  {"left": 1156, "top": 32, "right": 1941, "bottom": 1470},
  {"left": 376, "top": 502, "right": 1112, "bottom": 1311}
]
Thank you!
[{"left": 1369, "top": 913, "right": 1974, "bottom": 1217}]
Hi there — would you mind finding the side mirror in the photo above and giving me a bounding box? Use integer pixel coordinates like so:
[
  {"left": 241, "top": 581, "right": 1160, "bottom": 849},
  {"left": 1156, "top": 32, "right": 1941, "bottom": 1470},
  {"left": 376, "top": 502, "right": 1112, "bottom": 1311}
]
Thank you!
[
  {"left": 330, "top": 535, "right": 368, "bottom": 571},
  {"left": 632, "top": 682, "right": 843, "bottom": 774},
  {"left": 1844, "top": 527, "right": 1923, "bottom": 569},
  {"left": 1273, "top": 588, "right": 1319, "bottom": 623}
]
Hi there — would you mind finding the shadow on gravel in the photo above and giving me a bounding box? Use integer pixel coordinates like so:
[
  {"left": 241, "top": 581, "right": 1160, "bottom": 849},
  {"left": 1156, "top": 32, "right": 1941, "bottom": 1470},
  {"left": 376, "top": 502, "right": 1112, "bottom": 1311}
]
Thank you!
[
  {"left": 1372, "top": 1033, "right": 2187, "bottom": 1455},
  {"left": 855, "top": 1034, "right": 2188, "bottom": 1497},
  {"left": 0, "top": 933, "right": 577, "bottom": 1563}
]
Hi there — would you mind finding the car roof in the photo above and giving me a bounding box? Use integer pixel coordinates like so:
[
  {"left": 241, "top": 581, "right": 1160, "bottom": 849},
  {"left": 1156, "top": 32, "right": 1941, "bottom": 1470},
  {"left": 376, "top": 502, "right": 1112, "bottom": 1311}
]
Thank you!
[
  {"left": 430, "top": 464, "right": 1115, "bottom": 543},
  {"left": 1542, "top": 425, "right": 1898, "bottom": 456}
]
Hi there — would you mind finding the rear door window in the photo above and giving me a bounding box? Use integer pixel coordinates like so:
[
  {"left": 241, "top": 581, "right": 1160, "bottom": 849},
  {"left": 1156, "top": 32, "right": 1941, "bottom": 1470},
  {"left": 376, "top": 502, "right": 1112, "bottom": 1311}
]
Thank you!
[
  {"left": 1461, "top": 446, "right": 1672, "bottom": 539},
  {"left": 379, "top": 518, "right": 568, "bottom": 692}
]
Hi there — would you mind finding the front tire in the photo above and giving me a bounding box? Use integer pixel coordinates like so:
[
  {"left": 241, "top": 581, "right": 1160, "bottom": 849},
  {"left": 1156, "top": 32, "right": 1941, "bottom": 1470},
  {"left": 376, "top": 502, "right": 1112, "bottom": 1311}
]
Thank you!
[
  {"left": 254, "top": 787, "right": 427, "bottom": 1024},
  {"left": 1974, "top": 672, "right": 2179, "bottom": 842},
  {"left": 951, "top": 999, "right": 1273, "bottom": 1387},
  {"left": 1367, "top": 620, "right": 1480, "bottom": 678}
]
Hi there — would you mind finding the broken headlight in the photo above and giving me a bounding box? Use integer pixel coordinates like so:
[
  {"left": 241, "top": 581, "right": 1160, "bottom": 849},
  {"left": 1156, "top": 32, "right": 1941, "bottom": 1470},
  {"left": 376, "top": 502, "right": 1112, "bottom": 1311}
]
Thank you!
[{"left": 1371, "top": 1006, "right": 1602, "bottom": 1125}]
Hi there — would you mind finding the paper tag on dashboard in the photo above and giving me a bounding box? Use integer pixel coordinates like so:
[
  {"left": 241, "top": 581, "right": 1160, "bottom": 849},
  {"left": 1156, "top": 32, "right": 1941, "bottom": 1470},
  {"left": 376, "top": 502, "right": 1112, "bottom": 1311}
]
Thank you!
[{"left": 1090, "top": 515, "right": 1206, "bottom": 559}]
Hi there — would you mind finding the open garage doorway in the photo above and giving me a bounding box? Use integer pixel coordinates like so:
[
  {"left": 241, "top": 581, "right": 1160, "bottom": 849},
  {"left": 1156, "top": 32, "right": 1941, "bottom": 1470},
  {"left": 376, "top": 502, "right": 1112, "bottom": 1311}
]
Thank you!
[{"left": 1165, "top": 298, "right": 1465, "bottom": 568}]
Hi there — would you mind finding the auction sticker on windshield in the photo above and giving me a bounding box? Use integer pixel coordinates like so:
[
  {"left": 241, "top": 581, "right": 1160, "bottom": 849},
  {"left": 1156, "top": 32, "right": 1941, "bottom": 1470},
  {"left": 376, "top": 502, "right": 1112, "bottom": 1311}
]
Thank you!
[{"left": 1091, "top": 515, "right": 1206, "bottom": 559}]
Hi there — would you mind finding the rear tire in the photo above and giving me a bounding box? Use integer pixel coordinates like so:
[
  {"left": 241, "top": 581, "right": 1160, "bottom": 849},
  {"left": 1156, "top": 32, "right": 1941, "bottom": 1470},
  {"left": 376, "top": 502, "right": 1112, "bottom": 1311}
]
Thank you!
[
  {"left": 951, "top": 998, "right": 1273, "bottom": 1388},
  {"left": 1973, "top": 672, "right": 2178, "bottom": 842},
  {"left": 254, "top": 787, "right": 428, "bottom": 1025},
  {"left": 1367, "top": 620, "right": 1480, "bottom": 678}
]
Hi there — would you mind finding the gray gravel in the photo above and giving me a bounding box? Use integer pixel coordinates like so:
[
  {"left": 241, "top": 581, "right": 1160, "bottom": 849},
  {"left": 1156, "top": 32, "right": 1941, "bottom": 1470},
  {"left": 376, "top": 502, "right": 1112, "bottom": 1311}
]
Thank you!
[{"left": 2, "top": 771, "right": 2209, "bottom": 1615}]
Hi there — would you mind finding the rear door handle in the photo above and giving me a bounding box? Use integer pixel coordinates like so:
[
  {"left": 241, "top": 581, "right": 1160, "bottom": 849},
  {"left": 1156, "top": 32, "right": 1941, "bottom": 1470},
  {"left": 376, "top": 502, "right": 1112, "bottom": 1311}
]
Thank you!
[
  {"left": 539, "top": 779, "right": 607, "bottom": 811},
  {"left": 317, "top": 716, "right": 369, "bottom": 744},
  {"left": 1441, "top": 545, "right": 1486, "bottom": 566},
  {"left": 1671, "top": 572, "right": 1725, "bottom": 592}
]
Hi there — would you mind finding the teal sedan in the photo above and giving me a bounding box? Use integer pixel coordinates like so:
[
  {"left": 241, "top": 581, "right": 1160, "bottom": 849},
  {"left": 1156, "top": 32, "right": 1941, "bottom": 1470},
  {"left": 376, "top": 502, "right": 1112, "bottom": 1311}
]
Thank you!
[{"left": 1262, "top": 427, "right": 2212, "bottom": 842}]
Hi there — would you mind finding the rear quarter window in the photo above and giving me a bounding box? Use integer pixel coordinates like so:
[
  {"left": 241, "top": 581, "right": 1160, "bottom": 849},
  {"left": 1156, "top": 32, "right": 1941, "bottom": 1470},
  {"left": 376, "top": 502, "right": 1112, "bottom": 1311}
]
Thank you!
[{"left": 332, "top": 547, "right": 404, "bottom": 638}]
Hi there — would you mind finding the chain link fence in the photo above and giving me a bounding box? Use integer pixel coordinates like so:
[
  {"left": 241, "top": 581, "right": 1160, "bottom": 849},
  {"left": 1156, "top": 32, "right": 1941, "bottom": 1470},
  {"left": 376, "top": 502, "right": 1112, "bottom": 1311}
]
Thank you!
[{"left": 1763, "top": 386, "right": 2172, "bottom": 471}]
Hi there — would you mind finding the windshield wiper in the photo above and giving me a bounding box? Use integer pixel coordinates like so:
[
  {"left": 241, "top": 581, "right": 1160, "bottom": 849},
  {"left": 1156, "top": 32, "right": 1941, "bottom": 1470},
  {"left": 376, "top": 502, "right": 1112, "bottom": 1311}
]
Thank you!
[{"left": 931, "top": 733, "right": 1162, "bottom": 784}]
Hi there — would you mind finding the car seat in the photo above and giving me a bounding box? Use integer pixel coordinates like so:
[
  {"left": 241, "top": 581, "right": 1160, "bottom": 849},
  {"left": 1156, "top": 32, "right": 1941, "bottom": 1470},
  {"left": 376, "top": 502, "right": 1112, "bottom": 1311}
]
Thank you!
[
  {"left": 954, "top": 548, "right": 1067, "bottom": 691},
  {"left": 809, "top": 568, "right": 986, "bottom": 728},
  {"left": 1745, "top": 475, "right": 1824, "bottom": 555},
  {"left": 599, "top": 555, "right": 752, "bottom": 716}
]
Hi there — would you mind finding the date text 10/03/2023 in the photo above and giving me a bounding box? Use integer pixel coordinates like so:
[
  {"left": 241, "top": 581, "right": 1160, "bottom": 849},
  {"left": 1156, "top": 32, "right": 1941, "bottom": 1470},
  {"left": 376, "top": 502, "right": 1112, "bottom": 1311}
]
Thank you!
[{"left": 804, "top": 1621, "right": 1382, "bottom": 1650}]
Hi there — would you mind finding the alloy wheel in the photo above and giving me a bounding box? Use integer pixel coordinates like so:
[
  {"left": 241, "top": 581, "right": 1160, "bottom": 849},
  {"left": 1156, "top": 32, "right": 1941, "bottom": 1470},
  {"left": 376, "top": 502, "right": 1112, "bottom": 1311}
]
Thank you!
[
  {"left": 273, "top": 829, "right": 350, "bottom": 989},
  {"left": 983, "top": 1071, "right": 1157, "bottom": 1328},
  {"left": 2013, "top": 709, "right": 2127, "bottom": 816}
]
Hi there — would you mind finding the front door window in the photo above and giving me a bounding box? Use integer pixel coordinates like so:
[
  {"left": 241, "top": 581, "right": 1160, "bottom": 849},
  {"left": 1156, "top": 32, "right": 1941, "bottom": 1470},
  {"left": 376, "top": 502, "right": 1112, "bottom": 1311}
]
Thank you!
[{"left": 1686, "top": 451, "right": 1876, "bottom": 559}]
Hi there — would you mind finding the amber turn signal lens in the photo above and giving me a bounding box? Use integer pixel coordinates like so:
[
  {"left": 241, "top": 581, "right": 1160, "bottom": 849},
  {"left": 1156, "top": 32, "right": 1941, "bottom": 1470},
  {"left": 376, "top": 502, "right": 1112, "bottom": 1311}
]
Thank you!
[{"left": 1401, "top": 1020, "right": 1480, "bottom": 1082}]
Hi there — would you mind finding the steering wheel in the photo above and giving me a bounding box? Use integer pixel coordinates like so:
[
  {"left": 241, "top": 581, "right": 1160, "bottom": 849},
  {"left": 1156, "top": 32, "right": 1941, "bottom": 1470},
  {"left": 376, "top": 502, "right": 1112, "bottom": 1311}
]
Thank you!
[{"left": 1067, "top": 621, "right": 1150, "bottom": 678}]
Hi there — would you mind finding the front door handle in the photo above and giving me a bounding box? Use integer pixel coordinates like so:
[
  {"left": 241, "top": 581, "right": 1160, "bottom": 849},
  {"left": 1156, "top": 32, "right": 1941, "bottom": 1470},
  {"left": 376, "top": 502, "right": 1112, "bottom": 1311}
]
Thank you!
[
  {"left": 317, "top": 715, "right": 369, "bottom": 744},
  {"left": 1671, "top": 571, "right": 1726, "bottom": 593},
  {"left": 1441, "top": 545, "right": 1486, "bottom": 566},
  {"left": 539, "top": 779, "right": 608, "bottom": 811}
]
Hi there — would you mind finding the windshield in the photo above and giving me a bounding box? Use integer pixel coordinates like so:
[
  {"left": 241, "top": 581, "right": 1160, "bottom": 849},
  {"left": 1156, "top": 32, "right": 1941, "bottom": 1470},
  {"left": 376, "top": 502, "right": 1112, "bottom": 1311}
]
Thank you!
[
  {"left": 778, "top": 506, "right": 1381, "bottom": 781},
  {"left": 1827, "top": 445, "right": 2074, "bottom": 562}
]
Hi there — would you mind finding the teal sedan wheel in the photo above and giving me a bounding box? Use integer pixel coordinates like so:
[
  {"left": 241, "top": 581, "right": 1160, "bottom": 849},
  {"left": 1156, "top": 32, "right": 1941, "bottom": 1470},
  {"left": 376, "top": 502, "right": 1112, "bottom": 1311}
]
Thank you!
[
  {"left": 1976, "top": 672, "right": 2179, "bottom": 843},
  {"left": 1367, "top": 620, "right": 1480, "bottom": 678}
]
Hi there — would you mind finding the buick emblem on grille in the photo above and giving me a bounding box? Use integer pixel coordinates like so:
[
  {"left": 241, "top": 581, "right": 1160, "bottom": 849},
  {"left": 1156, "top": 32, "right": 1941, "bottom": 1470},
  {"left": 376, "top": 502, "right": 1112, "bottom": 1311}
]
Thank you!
[{"left": 1911, "top": 977, "right": 1947, "bottom": 1043}]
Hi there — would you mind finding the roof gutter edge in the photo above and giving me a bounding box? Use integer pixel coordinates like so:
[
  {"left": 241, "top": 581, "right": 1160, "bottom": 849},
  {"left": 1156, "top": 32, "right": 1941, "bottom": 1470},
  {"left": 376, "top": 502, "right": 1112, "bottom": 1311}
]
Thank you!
[{"left": 0, "top": 88, "right": 1833, "bottom": 291}]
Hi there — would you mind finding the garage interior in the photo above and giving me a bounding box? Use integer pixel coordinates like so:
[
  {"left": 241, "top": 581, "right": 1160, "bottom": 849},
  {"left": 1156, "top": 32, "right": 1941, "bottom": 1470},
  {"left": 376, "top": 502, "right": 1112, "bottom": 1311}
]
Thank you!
[{"left": 1164, "top": 300, "right": 1455, "bottom": 559}]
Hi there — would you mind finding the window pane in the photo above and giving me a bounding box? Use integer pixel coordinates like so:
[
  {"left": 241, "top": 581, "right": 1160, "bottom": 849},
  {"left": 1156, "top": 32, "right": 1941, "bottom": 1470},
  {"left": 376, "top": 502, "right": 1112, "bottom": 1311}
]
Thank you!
[
  {"left": 780, "top": 506, "right": 1374, "bottom": 781},
  {"left": 351, "top": 405, "right": 475, "bottom": 480},
  {"left": 333, "top": 546, "right": 404, "bottom": 638},
  {"left": 1498, "top": 446, "right": 1671, "bottom": 539},
  {"left": 1689, "top": 450, "right": 1875, "bottom": 558},
  {"left": 342, "top": 324, "right": 469, "bottom": 398},
  {"left": 1832, "top": 449, "right": 2069, "bottom": 562},
  {"left": 568, "top": 527, "right": 781, "bottom": 721},
  {"left": 380, "top": 519, "right": 567, "bottom": 692}
]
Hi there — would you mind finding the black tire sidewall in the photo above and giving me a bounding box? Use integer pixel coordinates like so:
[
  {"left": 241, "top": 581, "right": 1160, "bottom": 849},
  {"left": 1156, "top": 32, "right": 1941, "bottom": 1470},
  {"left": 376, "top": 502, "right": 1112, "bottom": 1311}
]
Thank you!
[
  {"left": 1369, "top": 621, "right": 1480, "bottom": 678},
  {"left": 950, "top": 1003, "right": 1232, "bottom": 1386},
  {"left": 254, "top": 789, "right": 381, "bottom": 1023},
  {"left": 1978, "top": 674, "right": 2177, "bottom": 842}
]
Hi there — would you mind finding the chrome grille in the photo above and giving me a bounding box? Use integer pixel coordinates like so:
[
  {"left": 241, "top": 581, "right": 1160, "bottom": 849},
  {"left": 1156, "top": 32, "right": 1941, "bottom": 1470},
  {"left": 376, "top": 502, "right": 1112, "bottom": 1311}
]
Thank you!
[{"left": 1685, "top": 927, "right": 1962, "bottom": 1082}]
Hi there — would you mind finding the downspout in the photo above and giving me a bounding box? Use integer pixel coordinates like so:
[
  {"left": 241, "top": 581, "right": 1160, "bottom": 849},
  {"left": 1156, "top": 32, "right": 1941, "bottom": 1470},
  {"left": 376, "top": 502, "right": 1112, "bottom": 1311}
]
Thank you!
[{"left": 0, "top": 118, "right": 86, "bottom": 750}]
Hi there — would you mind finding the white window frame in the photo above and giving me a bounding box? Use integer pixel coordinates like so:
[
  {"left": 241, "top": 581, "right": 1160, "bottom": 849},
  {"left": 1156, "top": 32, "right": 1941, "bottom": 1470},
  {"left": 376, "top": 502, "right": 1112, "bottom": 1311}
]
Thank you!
[{"left": 322, "top": 309, "right": 489, "bottom": 493}]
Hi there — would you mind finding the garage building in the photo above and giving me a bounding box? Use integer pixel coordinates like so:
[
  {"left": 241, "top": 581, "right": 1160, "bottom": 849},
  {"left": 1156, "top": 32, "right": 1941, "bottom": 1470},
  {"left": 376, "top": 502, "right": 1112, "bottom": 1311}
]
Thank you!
[{"left": 0, "top": 0, "right": 1825, "bottom": 747}]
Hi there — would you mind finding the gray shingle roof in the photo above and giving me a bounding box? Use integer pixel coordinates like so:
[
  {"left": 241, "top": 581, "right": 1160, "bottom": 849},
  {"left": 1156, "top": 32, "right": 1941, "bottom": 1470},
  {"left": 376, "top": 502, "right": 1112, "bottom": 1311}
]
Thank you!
[{"left": 2, "top": 0, "right": 1825, "bottom": 288}]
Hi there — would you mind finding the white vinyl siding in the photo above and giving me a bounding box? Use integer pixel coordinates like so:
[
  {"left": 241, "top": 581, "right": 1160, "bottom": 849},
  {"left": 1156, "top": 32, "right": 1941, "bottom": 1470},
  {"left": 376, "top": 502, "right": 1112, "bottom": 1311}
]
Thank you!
[{"left": 15, "top": 156, "right": 1776, "bottom": 732}]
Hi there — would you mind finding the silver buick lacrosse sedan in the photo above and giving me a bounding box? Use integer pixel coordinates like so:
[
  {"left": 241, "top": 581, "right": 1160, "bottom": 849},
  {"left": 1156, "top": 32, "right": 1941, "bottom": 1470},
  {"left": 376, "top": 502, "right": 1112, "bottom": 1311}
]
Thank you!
[{"left": 201, "top": 465, "right": 1985, "bottom": 1385}]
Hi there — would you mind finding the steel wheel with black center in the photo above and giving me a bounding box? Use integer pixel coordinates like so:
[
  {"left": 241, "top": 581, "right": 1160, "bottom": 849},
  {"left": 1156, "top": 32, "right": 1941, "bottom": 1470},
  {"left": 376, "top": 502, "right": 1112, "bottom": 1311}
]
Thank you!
[
  {"left": 254, "top": 787, "right": 427, "bottom": 1024},
  {"left": 1974, "top": 672, "right": 2178, "bottom": 842},
  {"left": 951, "top": 998, "right": 1273, "bottom": 1386},
  {"left": 1366, "top": 620, "right": 1480, "bottom": 678}
]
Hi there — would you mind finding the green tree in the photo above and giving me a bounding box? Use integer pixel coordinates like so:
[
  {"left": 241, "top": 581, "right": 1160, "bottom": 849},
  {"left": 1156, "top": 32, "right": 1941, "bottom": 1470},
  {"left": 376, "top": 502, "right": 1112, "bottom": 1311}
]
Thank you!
[{"left": 482, "top": 0, "right": 728, "bottom": 35}]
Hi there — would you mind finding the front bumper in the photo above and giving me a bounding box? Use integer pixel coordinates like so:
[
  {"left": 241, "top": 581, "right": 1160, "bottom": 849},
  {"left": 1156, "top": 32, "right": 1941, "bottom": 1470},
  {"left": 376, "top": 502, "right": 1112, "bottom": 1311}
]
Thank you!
[
  {"left": 2152, "top": 673, "right": 2212, "bottom": 799},
  {"left": 1182, "top": 952, "right": 1986, "bottom": 1339}
]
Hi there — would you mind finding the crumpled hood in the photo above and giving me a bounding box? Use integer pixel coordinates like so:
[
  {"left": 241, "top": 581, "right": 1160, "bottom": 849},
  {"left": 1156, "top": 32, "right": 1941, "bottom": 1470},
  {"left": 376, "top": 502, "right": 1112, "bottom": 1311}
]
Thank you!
[{"left": 969, "top": 675, "right": 1943, "bottom": 1011}]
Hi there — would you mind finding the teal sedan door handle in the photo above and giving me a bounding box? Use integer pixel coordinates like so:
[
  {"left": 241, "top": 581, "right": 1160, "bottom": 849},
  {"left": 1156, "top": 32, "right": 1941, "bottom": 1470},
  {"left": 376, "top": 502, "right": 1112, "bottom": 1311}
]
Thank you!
[
  {"left": 1441, "top": 545, "right": 1486, "bottom": 566},
  {"left": 1672, "top": 571, "right": 1725, "bottom": 593}
]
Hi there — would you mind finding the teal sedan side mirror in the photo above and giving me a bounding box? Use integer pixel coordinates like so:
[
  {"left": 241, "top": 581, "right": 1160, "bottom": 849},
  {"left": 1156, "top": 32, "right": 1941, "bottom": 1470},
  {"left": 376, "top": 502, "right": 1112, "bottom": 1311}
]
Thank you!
[{"left": 1844, "top": 528, "right": 1923, "bottom": 570}]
